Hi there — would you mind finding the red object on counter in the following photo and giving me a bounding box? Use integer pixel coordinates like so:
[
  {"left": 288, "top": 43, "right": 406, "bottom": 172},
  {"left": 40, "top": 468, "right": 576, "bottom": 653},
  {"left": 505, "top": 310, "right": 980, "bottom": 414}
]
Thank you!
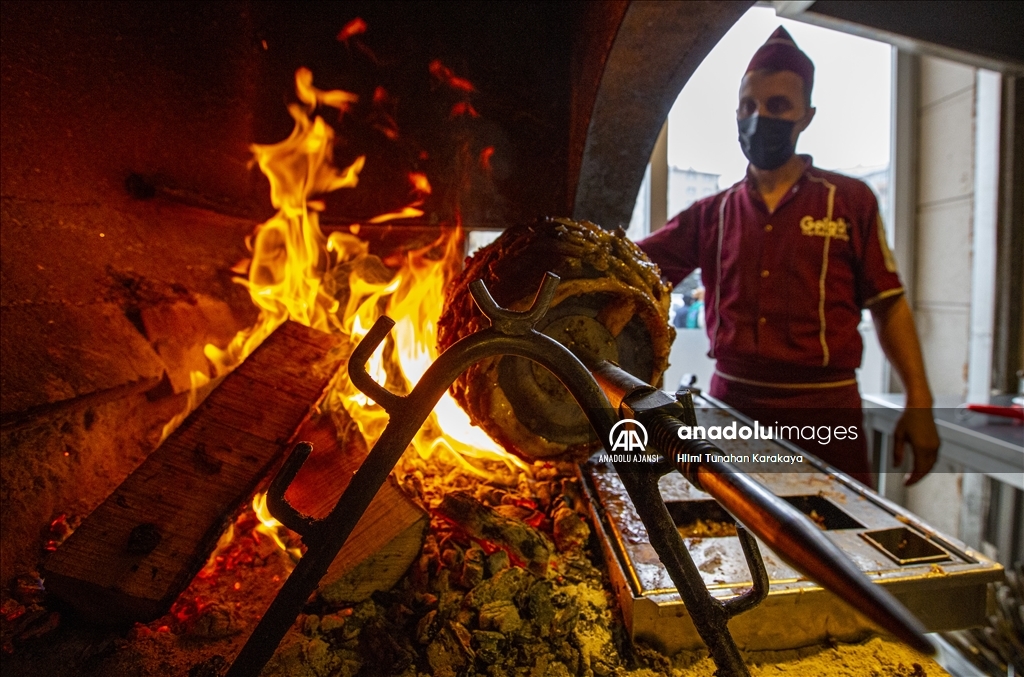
[{"left": 965, "top": 404, "right": 1024, "bottom": 421}]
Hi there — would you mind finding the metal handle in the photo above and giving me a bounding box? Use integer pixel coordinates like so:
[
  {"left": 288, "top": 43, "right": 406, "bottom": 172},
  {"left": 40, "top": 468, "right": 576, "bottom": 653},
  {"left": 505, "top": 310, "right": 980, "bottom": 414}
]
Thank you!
[
  {"left": 468, "top": 271, "right": 560, "bottom": 335},
  {"left": 723, "top": 526, "right": 770, "bottom": 616},
  {"left": 348, "top": 317, "right": 402, "bottom": 413},
  {"left": 265, "top": 442, "right": 318, "bottom": 536}
]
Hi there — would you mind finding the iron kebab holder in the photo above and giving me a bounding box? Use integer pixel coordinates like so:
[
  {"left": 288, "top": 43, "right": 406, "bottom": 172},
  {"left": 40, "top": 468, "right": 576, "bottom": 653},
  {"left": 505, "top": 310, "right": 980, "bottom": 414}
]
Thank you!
[{"left": 225, "top": 273, "right": 932, "bottom": 677}]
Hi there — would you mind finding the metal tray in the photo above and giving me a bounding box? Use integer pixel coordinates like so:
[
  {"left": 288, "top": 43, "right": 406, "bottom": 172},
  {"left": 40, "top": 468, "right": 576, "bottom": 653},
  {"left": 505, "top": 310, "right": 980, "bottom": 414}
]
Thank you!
[{"left": 579, "top": 397, "right": 1004, "bottom": 654}]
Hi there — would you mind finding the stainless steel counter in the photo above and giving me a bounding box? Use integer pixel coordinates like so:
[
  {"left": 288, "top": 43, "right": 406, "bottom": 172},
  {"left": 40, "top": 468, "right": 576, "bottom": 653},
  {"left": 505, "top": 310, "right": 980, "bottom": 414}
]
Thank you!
[{"left": 862, "top": 393, "right": 1023, "bottom": 492}]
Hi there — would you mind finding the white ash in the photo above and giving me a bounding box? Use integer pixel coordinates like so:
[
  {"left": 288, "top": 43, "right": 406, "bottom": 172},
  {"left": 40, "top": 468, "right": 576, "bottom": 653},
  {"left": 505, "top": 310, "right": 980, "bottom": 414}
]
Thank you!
[{"left": 262, "top": 450, "right": 623, "bottom": 677}]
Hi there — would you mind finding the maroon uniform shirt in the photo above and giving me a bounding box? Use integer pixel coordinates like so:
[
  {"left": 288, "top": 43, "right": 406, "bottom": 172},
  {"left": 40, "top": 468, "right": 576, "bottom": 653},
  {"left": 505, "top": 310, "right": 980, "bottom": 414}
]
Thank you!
[{"left": 638, "top": 156, "right": 903, "bottom": 484}]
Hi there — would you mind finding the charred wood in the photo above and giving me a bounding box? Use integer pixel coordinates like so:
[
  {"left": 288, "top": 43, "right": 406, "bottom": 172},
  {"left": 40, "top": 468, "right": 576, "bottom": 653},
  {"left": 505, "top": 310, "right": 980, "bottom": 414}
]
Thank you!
[
  {"left": 42, "top": 321, "right": 343, "bottom": 624},
  {"left": 282, "top": 411, "right": 429, "bottom": 605},
  {"left": 435, "top": 491, "right": 555, "bottom": 577}
]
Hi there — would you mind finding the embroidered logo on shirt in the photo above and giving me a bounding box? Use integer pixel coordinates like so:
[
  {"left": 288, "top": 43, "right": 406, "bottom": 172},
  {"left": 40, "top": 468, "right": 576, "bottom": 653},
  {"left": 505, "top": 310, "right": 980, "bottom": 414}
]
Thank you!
[{"left": 800, "top": 215, "right": 849, "bottom": 241}]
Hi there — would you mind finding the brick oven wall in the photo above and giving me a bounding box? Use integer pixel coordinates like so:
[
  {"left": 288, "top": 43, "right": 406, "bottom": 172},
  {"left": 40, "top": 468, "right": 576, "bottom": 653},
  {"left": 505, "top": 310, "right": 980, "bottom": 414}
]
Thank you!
[{"left": 0, "top": 0, "right": 583, "bottom": 589}]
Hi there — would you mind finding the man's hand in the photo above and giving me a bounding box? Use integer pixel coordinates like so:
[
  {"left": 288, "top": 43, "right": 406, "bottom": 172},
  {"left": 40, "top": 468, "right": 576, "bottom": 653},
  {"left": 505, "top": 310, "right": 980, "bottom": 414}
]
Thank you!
[
  {"left": 871, "top": 294, "right": 940, "bottom": 485},
  {"left": 893, "top": 408, "right": 940, "bottom": 485}
]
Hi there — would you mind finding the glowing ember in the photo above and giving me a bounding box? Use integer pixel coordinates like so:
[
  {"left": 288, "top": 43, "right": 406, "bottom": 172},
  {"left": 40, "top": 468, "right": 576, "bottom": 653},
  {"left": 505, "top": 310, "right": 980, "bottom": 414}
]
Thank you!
[
  {"left": 429, "top": 59, "right": 476, "bottom": 93},
  {"left": 479, "top": 146, "right": 495, "bottom": 172},
  {"left": 336, "top": 17, "right": 367, "bottom": 43},
  {"left": 450, "top": 101, "right": 480, "bottom": 118}
]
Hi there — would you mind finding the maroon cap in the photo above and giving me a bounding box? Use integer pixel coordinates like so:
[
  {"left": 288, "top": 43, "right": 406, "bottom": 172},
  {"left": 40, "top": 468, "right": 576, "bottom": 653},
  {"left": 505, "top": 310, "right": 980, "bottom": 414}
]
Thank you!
[{"left": 746, "top": 27, "right": 814, "bottom": 99}]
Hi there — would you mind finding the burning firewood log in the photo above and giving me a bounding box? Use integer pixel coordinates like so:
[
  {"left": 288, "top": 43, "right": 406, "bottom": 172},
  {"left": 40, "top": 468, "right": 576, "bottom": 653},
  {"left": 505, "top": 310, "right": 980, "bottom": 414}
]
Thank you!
[
  {"left": 42, "top": 321, "right": 346, "bottom": 624},
  {"left": 282, "top": 411, "right": 429, "bottom": 606},
  {"left": 437, "top": 217, "right": 673, "bottom": 461}
]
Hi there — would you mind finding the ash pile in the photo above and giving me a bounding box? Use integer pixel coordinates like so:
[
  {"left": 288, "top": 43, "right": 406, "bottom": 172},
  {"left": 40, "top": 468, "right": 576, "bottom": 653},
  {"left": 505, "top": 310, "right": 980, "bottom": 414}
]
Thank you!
[
  {"left": 262, "top": 452, "right": 624, "bottom": 677},
  {"left": 2, "top": 448, "right": 955, "bottom": 676}
]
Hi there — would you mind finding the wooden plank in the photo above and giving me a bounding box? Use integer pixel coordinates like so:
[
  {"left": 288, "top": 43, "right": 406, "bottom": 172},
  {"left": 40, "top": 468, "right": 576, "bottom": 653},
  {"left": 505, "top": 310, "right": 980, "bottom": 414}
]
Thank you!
[
  {"left": 42, "top": 321, "right": 343, "bottom": 624},
  {"left": 283, "top": 411, "right": 429, "bottom": 605}
]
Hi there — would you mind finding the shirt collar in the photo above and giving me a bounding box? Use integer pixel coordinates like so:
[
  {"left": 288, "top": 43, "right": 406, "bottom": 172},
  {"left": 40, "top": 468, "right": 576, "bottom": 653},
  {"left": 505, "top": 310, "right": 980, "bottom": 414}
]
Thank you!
[{"left": 742, "top": 154, "right": 814, "bottom": 212}]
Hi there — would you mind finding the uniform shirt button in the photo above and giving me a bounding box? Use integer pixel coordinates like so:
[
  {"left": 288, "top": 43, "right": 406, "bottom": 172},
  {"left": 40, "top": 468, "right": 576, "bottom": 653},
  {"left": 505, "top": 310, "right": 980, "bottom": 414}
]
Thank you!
[
  {"left": 758, "top": 317, "right": 767, "bottom": 325},
  {"left": 765, "top": 224, "right": 773, "bottom": 232},
  {"left": 761, "top": 270, "right": 770, "bottom": 278}
]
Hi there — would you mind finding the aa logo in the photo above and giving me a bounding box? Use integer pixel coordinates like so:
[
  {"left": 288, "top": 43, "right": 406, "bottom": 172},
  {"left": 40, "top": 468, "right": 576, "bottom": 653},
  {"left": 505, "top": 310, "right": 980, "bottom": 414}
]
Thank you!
[{"left": 609, "top": 419, "right": 648, "bottom": 452}]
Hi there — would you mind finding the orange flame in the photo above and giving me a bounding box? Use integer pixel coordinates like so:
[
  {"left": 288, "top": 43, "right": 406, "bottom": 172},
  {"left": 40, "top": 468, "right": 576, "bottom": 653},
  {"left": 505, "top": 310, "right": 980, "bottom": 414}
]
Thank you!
[
  {"left": 409, "top": 172, "right": 431, "bottom": 195},
  {"left": 167, "top": 66, "right": 521, "bottom": 559},
  {"left": 295, "top": 67, "right": 359, "bottom": 114},
  {"left": 165, "top": 67, "right": 518, "bottom": 478},
  {"left": 252, "top": 493, "right": 302, "bottom": 562}
]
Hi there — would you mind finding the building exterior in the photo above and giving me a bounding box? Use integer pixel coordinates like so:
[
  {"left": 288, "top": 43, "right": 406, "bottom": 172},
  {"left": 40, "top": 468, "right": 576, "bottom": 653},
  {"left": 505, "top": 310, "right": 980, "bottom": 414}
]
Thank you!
[{"left": 668, "top": 166, "right": 721, "bottom": 217}]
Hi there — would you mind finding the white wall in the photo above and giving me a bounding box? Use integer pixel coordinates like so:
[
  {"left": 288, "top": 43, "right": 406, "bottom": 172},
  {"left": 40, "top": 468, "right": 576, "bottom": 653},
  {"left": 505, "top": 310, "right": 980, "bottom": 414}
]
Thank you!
[
  {"left": 912, "top": 56, "right": 977, "bottom": 399},
  {"left": 901, "top": 58, "right": 1011, "bottom": 544}
]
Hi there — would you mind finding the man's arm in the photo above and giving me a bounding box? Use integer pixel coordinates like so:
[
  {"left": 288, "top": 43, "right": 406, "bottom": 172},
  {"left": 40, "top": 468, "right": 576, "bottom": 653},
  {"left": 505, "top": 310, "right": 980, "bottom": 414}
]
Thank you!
[
  {"left": 869, "top": 294, "right": 940, "bottom": 485},
  {"left": 636, "top": 201, "right": 705, "bottom": 287}
]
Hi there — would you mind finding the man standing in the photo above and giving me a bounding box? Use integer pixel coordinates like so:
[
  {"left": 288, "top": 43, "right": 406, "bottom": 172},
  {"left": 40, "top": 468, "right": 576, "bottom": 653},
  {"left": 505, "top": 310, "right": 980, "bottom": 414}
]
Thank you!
[{"left": 638, "top": 27, "right": 939, "bottom": 486}]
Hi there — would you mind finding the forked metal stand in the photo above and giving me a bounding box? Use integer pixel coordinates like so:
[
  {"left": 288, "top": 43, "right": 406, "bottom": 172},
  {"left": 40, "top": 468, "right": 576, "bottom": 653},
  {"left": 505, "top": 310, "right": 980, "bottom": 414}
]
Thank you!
[{"left": 225, "top": 273, "right": 930, "bottom": 677}]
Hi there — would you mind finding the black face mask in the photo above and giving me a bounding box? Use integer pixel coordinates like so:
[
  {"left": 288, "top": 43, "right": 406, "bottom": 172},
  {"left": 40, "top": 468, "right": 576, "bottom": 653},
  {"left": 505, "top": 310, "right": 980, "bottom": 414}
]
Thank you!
[{"left": 737, "top": 115, "right": 797, "bottom": 170}]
